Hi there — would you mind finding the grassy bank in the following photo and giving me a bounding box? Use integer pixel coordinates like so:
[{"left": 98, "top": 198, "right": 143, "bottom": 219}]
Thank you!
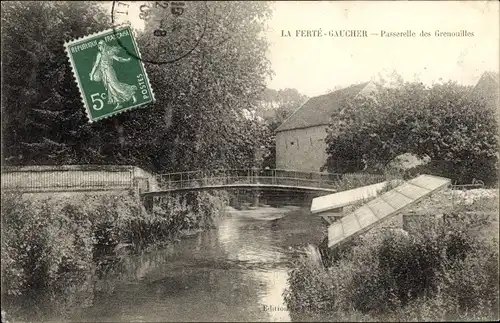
[
  {"left": 1, "top": 190, "right": 228, "bottom": 320},
  {"left": 283, "top": 189, "right": 499, "bottom": 321}
]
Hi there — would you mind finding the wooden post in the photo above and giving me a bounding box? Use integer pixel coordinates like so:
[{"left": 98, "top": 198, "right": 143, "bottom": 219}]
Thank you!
[
  {"left": 253, "top": 189, "right": 260, "bottom": 207},
  {"left": 143, "top": 195, "right": 154, "bottom": 213},
  {"left": 132, "top": 178, "right": 139, "bottom": 198},
  {"left": 321, "top": 215, "right": 334, "bottom": 225}
]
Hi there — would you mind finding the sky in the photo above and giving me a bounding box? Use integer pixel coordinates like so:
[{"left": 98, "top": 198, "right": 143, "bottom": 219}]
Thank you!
[
  {"left": 265, "top": 1, "right": 499, "bottom": 96},
  {"left": 107, "top": 1, "right": 499, "bottom": 97}
]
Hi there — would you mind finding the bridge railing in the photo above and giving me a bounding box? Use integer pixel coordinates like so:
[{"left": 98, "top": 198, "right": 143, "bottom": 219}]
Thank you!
[{"left": 154, "top": 169, "right": 385, "bottom": 191}]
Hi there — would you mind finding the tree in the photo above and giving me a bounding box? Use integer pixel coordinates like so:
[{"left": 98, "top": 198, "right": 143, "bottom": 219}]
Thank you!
[
  {"left": 136, "top": 1, "right": 274, "bottom": 171},
  {"left": 257, "top": 88, "right": 308, "bottom": 129},
  {"left": 324, "top": 80, "right": 499, "bottom": 185},
  {"left": 2, "top": 1, "right": 115, "bottom": 165},
  {"left": 2, "top": 1, "right": 274, "bottom": 172}
]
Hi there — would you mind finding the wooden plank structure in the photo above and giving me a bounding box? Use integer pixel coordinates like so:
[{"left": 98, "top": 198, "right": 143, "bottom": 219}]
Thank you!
[
  {"left": 327, "top": 174, "right": 451, "bottom": 248},
  {"left": 310, "top": 181, "right": 389, "bottom": 224}
]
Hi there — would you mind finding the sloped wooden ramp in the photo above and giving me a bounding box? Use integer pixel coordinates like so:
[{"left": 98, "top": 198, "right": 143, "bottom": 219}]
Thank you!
[
  {"left": 311, "top": 180, "right": 395, "bottom": 223},
  {"left": 311, "top": 181, "right": 388, "bottom": 214},
  {"left": 327, "top": 175, "right": 451, "bottom": 248}
]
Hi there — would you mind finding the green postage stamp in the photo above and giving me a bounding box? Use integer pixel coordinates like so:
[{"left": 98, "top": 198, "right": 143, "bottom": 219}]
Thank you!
[{"left": 64, "top": 25, "right": 155, "bottom": 122}]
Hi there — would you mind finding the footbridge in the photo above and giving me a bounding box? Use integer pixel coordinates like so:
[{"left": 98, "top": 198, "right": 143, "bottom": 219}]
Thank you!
[
  {"left": 1, "top": 166, "right": 385, "bottom": 205},
  {"left": 142, "top": 169, "right": 384, "bottom": 196}
]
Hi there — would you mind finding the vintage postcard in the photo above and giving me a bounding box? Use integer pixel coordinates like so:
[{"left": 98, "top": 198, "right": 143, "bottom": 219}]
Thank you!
[{"left": 1, "top": 1, "right": 499, "bottom": 323}]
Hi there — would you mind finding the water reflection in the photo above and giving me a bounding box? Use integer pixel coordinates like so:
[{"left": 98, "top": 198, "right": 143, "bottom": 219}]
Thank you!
[
  {"left": 68, "top": 206, "right": 326, "bottom": 322},
  {"left": 218, "top": 210, "right": 292, "bottom": 322},
  {"left": 258, "top": 270, "right": 291, "bottom": 322}
]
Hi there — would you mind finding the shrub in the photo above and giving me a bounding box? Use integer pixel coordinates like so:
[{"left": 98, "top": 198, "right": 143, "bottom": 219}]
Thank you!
[
  {"left": 1, "top": 193, "right": 95, "bottom": 319},
  {"left": 132, "top": 191, "right": 228, "bottom": 249},
  {"left": 284, "top": 200, "right": 499, "bottom": 321},
  {"left": 283, "top": 257, "right": 336, "bottom": 315},
  {"left": 1, "top": 194, "right": 93, "bottom": 296},
  {"left": 331, "top": 173, "right": 388, "bottom": 191},
  {"left": 1, "top": 190, "right": 227, "bottom": 320}
]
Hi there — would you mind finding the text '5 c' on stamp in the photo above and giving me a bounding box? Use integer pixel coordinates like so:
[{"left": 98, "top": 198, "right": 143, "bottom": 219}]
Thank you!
[{"left": 64, "top": 25, "right": 155, "bottom": 122}]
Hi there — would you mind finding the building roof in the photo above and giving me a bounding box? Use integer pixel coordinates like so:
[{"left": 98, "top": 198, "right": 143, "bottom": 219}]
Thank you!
[
  {"left": 484, "top": 71, "right": 500, "bottom": 84},
  {"left": 276, "top": 82, "right": 371, "bottom": 132},
  {"left": 467, "top": 71, "right": 500, "bottom": 106},
  {"left": 472, "top": 71, "right": 499, "bottom": 91}
]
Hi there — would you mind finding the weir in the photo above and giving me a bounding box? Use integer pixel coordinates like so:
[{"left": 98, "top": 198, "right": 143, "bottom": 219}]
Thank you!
[
  {"left": 310, "top": 180, "right": 394, "bottom": 224},
  {"left": 326, "top": 174, "right": 451, "bottom": 249}
]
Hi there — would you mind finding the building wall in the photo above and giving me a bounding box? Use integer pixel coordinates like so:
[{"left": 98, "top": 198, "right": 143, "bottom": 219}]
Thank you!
[
  {"left": 276, "top": 125, "right": 329, "bottom": 172},
  {"left": 133, "top": 167, "right": 160, "bottom": 191}
]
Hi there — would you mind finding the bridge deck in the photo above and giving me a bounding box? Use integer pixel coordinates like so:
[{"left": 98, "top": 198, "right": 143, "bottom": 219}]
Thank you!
[
  {"left": 142, "top": 183, "right": 337, "bottom": 196},
  {"left": 2, "top": 167, "right": 386, "bottom": 198}
]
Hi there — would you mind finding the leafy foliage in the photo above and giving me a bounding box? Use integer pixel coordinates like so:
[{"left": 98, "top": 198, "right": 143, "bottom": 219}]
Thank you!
[
  {"left": 1, "top": 1, "right": 273, "bottom": 171},
  {"left": 324, "top": 81, "right": 499, "bottom": 185},
  {"left": 257, "top": 88, "right": 308, "bottom": 127},
  {"left": 284, "top": 195, "right": 499, "bottom": 321},
  {"left": 2, "top": 1, "right": 113, "bottom": 165},
  {"left": 1, "top": 190, "right": 227, "bottom": 320},
  {"left": 1, "top": 193, "right": 95, "bottom": 319},
  {"left": 132, "top": 1, "right": 274, "bottom": 171}
]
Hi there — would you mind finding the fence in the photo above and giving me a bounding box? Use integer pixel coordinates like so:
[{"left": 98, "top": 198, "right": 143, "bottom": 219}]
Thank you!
[
  {"left": 154, "top": 169, "right": 386, "bottom": 191},
  {"left": 450, "top": 179, "right": 490, "bottom": 208},
  {"left": 1, "top": 165, "right": 136, "bottom": 193}
]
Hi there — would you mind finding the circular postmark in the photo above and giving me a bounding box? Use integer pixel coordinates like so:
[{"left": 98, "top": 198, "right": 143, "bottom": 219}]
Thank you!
[{"left": 111, "top": 1, "right": 208, "bottom": 65}]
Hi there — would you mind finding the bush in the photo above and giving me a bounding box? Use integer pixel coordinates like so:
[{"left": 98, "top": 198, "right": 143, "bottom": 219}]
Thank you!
[
  {"left": 128, "top": 191, "right": 228, "bottom": 249},
  {"left": 284, "top": 202, "right": 499, "bottom": 321},
  {"left": 283, "top": 257, "right": 336, "bottom": 315},
  {"left": 1, "top": 190, "right": 227, "bottom": 320},
  {"left": 1, "top": 194, "right": 92, "bottom": 295},
  {"left": 1, "top": 193, "right": 95, "bottom": 319},
  {"left": 331, "top": 173, "right": 388, "bottom": 191}
]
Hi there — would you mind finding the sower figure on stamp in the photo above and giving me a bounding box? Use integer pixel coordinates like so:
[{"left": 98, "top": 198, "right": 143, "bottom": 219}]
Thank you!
[{"left": 89, "top": 40, "right": 137, "bottom": 110}]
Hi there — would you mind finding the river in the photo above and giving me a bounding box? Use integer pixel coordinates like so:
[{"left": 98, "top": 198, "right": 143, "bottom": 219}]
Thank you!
[{"left": 68, "top": 205, "right": 327, "bottom": 322}]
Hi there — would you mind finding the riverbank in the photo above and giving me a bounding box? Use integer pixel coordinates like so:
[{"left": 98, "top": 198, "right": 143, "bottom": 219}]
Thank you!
[
  {"left": 2, "top": 203, "right": 326, "bottom": 322},
  {"left": 70, "top": 205, "right": 323, "bottom": 322},
  {"left": 1, "top": 190, "right": 228, "bottom": 321},
  {"left": 283, "top": 188, "right": 499, "bottom": 321}
]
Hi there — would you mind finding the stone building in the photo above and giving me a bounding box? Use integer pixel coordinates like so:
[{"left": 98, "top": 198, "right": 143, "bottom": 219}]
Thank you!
[{"left": 275, "top": 81, "right": 376, "bottom": 172}]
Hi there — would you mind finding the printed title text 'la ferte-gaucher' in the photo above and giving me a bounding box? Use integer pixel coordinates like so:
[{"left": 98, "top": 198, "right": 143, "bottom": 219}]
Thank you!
[{"left": 283, "top": 29, "right": 474, "bottom": 38}]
